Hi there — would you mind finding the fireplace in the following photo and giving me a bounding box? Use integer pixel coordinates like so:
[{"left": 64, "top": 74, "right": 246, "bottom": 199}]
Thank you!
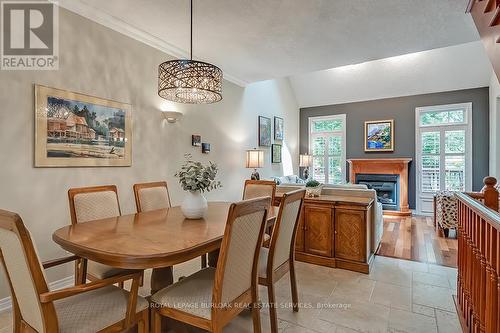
[
  {"left": 355, "top": 174, "right": 400, "bottom": 211},
  {"left": 347, "top": 158, "right": 411, "bottom": 216}
]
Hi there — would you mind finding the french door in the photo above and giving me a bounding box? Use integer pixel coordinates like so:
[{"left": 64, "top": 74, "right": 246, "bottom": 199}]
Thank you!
[{"left": 415, "top": 103, "right": 472, "bottom": 215}]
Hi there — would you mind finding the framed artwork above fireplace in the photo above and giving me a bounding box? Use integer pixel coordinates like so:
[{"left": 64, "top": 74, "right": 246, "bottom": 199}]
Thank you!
[{"left": 364, "top": 119, "right": 394, "bottom": 152}]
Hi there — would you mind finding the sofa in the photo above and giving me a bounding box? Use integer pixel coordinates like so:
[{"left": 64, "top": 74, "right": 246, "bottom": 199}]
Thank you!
[
  {"left": 276, "top": 183, "right": 383, "bottom": 253},
  {"left": 270, "top": 175, "right": 306, "bottom": 185}
]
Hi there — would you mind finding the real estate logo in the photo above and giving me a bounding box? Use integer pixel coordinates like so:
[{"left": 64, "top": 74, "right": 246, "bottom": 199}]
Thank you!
[{"left": 1, "top": 1, "right": 58, "bottom": 70}]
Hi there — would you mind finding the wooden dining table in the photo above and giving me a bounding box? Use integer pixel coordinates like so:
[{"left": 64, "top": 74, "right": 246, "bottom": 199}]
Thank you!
[{"left": 53, "top": 202, "right": 278, "bottom": 293}]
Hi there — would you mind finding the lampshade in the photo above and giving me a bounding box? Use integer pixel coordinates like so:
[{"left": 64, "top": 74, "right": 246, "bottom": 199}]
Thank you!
[
  {"left": 246, "top": 149, "right": 264, "bottom": 169},
  {"left": 299, "top": 154, "right": 313, "bottom": 167}
]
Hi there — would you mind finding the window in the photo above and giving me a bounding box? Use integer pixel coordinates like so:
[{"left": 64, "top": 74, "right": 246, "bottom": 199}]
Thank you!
[
  {"left": 415, "top": 103, "right": 472, "bottom": 215},
  {"left": 309, "top": 115, "right": 346, "bottom": 184}
]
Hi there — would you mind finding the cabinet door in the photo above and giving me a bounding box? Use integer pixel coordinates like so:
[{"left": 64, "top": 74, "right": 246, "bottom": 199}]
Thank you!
[
  {"left": 334, "top": 208, "right": 366, "bottom": 262},
  {"left": 304, "top": 205, "right": 333, "bottom": 257},
  {"left": 295, "top": 209, "right": 305, "bottom": 252}
]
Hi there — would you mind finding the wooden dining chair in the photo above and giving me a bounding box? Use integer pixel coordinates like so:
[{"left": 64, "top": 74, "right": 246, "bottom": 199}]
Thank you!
[
  {"left": 0, "top": 209, "right": 149, "bottom": 333},
  {"left": 150, "top": 196, "right": 271, "bottom": 333},
  {"left": 258, "top": 189, "right": 305, "bottom": 333},
  {"left": 243, "top": 179, "right": 277, "bottom": 246},
  {"left": 243, "top": 180, "right": 276, "bottom": 204},
  {"left": 68, "top": 185, "right": 135, "bottom": 285},
  {"left": 133, "top": 181, "right": 172, "bottom": 213}
]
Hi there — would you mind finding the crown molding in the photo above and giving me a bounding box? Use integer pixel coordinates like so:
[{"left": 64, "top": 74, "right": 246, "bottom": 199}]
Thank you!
[{"left": 52, "top": 0, "right": 248, "bottom": 87}]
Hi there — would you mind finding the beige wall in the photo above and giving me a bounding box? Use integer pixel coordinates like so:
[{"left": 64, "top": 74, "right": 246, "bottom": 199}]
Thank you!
[{"left": 0, "top": 8, "right": 299, "bottom": 298}]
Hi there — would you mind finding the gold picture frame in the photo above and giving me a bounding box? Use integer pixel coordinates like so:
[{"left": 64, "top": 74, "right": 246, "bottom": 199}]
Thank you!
[
  {"left": 364, "top": 119, "right": 394, "bottom": 152},
  {"left": 35, "top": 85, "right": 132, "bottom": 167}
]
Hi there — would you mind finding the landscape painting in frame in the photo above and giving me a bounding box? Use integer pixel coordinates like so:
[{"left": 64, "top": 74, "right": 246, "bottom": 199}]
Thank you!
[
  {"left": 35, "top": 85, "right": 132, "bottom": 167},
  {"left": 274, "top": 116, "right": 284, "bottom": 140},
  {"left": 364, "top": 119, "right": 394, "bottom": 152},
  {"left": 258, "top": 116, "right": 271, "bottom": 147}
]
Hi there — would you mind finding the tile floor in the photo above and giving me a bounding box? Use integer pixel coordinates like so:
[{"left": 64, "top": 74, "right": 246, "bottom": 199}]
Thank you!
[{"left": 0, "top": 255, "right": 462, "bottom": 333}]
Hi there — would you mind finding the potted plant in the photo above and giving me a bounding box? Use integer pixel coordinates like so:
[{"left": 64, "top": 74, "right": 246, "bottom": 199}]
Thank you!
[
  {"left": 175, "top": 154, "right": 222, "bottom": 219},
  {"left": 305, "top": 179, "right": 323, "bottom": 197}
]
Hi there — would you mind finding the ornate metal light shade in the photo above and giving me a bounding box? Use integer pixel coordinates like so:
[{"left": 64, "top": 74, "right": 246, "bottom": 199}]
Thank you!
[{"left": 158, "top": 59, "right": 222, "bottom": 104}]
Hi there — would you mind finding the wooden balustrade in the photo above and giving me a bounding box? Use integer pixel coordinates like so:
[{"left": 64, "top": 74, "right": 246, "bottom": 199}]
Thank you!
[{"left": 456, "top": 177, "right": 499, "bottom": 333}]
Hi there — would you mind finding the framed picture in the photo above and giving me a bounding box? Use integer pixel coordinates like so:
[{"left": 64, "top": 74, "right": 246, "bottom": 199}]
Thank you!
[
  {"left": 274, "top": 116, "right": 284, "bottom": 140},
  {"left": 192, "top": 135, "right": 201, "bottom": 147},
  {"left": 364, "top": 119, "right": 394, "bottom": 152},
  {"left": 271, "top": 144, "right": 282, "bottom": 163},
  {"left": 258, "top": 116, "right": 271, "bottom": 147},
  {"left": 35, "top": 85, "right": 132, "bottom": 167},
  {"left": 202, "top": 143, "right": 211, "bottom": 154}
]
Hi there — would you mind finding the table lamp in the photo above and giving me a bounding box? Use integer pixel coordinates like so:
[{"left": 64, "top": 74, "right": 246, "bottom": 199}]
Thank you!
[
  {"left": 246, "top": 148, "right": 264, "bottom": 180},
  {"left": 299, "top": 154, "right": 313, "bottom": 180}
]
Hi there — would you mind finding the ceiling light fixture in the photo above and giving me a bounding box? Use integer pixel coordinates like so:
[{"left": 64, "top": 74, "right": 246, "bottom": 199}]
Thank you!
[{"left": 158, "top": 0, "right": 223, "bottom": 104}]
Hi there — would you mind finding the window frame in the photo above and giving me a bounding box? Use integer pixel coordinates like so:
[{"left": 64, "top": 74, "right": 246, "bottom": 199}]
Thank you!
[
  {"left": 415, "top": 102, "right": 473, "bottom": 215},
  {"left": 308, "top": 114, "right": 347, "bottom": 184}
]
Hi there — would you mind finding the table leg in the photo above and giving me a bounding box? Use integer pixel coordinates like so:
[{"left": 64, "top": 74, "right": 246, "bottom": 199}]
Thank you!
[{"left": 150, "top": 266, "right": 173, "bottom": 295}]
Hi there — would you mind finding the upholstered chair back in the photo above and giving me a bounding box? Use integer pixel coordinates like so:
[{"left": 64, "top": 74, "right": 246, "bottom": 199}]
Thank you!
[
  {"left": 0, "top": 210, "right": 53, "bottom": 333},
  {"left": 68, "top": 185, "right": 121, "bottom": 224},
  {"left": 214, "top": 197, "right": 270, "bottom": 306},
  {"left": 133, "top": 182, "right": 171, "bottom": 212},
  {"left": 243, "top": 180, "right": 276, "bottom": 207},
  {"left": 269, "top": 189, "right": 305, "bottom": 270}
]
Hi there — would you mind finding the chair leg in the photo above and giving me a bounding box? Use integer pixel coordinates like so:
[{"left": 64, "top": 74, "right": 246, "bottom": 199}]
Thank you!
[
  {"left": 152, "top": 309, "right": 162, "bottom": 333},
  {"left": 138, "top": 309, "right": 149, "bottom": 333},
  {"left": 201, "top": 254, "right": 207, "bottom": 268},
  {"left": 267, "top": 283, "right": 279, "bottom": 333},
  {"left": 251, "top": 301, "right": 262, "bottom": 333},
  {"left": 289, "top": 261, "right": 299, "bottom": 312}
]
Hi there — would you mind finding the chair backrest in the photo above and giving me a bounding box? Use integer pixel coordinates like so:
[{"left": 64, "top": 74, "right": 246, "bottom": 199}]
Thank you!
[
  {"left": 68, "top": 185, "right": 121, "bottom": 224},
  {"left": 133, "top": 181, "right": 171, "bottom": 213},
  {"left": 212, "top": 197, "right": 270, "bottom": 308},
  {"left": 242, "top": 180, "right": 276, "bottom": 204},
  {"left": 0, "top": 210, "right": 57, "bottom": 332},
  {"left": 268, "top": 189, "right": 305, "bottom": 271}
]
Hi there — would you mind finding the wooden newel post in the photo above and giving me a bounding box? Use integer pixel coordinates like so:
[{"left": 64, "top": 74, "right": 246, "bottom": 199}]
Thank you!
[{"left": 481, "top": 176, "right": 499, "bottom": 211}]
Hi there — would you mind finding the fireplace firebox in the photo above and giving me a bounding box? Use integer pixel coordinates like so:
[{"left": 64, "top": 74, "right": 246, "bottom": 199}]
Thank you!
[{"left": 355, "top": 174, "right": 400, "bottom": 211}]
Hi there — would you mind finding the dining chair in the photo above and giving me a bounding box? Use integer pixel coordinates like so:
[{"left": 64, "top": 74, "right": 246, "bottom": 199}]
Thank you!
[
  {"left": 243, "top": 179, "right": 276, "bottom": 204},
  {"left": 134, "top": 181, "right": 208, "bottom": 271},
  {"left": 68, "top": 185, "right": 135, "bottom": 285},
  {"left": 0, "top": 209, "right": 149, "bottom": 333},
  {"left": 258, "top": 189, "right": 305, "bottom": 333},
  {"left": 243, "top": 179, "right": 277, "bottom": 246},
  {"left": 150, "top": 196, "right": 271, "bottom": 333},
  {"left": 133, "top": 181, "right": 172, "bottom": 212}
]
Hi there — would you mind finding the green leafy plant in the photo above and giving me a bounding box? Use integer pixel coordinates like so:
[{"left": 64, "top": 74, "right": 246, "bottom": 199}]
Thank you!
[
  {"left": 306, "top": 180, "right": 321, "bottom": 188},
  {"left": 175, "top": 154, "right": 222, "bottom": 193}
]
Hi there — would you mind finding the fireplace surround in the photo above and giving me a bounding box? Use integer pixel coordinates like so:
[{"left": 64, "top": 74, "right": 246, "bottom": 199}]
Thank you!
[{"left": 348, "top": 158, "right": 411, "bottom": 216}]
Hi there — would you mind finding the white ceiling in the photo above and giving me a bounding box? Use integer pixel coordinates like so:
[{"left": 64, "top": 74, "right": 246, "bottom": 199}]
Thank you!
[{"left": 59, "top": 0, "right": 480, "bottom": 85}]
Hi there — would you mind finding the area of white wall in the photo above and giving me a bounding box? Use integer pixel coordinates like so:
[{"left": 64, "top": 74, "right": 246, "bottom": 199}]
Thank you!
[
  {"left": 490, "top": 73, "right": 500, "bottom": 178},
  {"left": 0, "top": 8, "right": 299, "bottom": 298},
  {"left": 289, "top": 41, "right": 492, "bottom": 108}
]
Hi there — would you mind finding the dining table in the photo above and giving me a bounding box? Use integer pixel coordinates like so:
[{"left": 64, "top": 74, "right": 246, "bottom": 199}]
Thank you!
[{"left": 53, "top": 201, "right": 278, "bottom": 294}]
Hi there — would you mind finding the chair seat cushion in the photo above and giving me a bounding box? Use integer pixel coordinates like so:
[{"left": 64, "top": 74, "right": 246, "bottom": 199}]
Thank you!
[
  {"left": 88, "top": 261, "right": 135, "bottom": 279},
  {"left": 151, "top": 267, "right": 215, "bottom": 320},
  {"left": 258, "top": 248, "right": 269, "bottom": 279},
  {"left": 54, "top": 285, "right": 148, "bottom": 333}
]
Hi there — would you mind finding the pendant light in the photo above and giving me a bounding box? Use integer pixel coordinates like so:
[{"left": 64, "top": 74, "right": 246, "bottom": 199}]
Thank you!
[{"left": 158, "top": 0, "right": 223, "bottom": 104}]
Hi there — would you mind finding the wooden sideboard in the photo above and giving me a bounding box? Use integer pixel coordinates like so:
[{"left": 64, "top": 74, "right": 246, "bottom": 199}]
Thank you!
[{"left": 275, "top": 194, "right": 374, "bottom": 273}]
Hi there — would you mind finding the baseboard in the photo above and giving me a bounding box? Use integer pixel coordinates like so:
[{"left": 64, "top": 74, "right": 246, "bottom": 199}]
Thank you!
[{"left": 0, "top": 275, "right": 74, "bottom": 313}]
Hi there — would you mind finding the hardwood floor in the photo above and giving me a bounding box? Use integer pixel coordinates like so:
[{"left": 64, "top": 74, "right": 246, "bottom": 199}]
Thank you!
[{"left": 376, "top": 215, "right": 458, "bottom": 268}]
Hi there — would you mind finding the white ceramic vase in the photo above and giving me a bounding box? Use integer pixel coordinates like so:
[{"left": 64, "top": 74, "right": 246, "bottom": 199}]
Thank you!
[{"left": 181, "top": 190, "right": 208, "bottom": 219}]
